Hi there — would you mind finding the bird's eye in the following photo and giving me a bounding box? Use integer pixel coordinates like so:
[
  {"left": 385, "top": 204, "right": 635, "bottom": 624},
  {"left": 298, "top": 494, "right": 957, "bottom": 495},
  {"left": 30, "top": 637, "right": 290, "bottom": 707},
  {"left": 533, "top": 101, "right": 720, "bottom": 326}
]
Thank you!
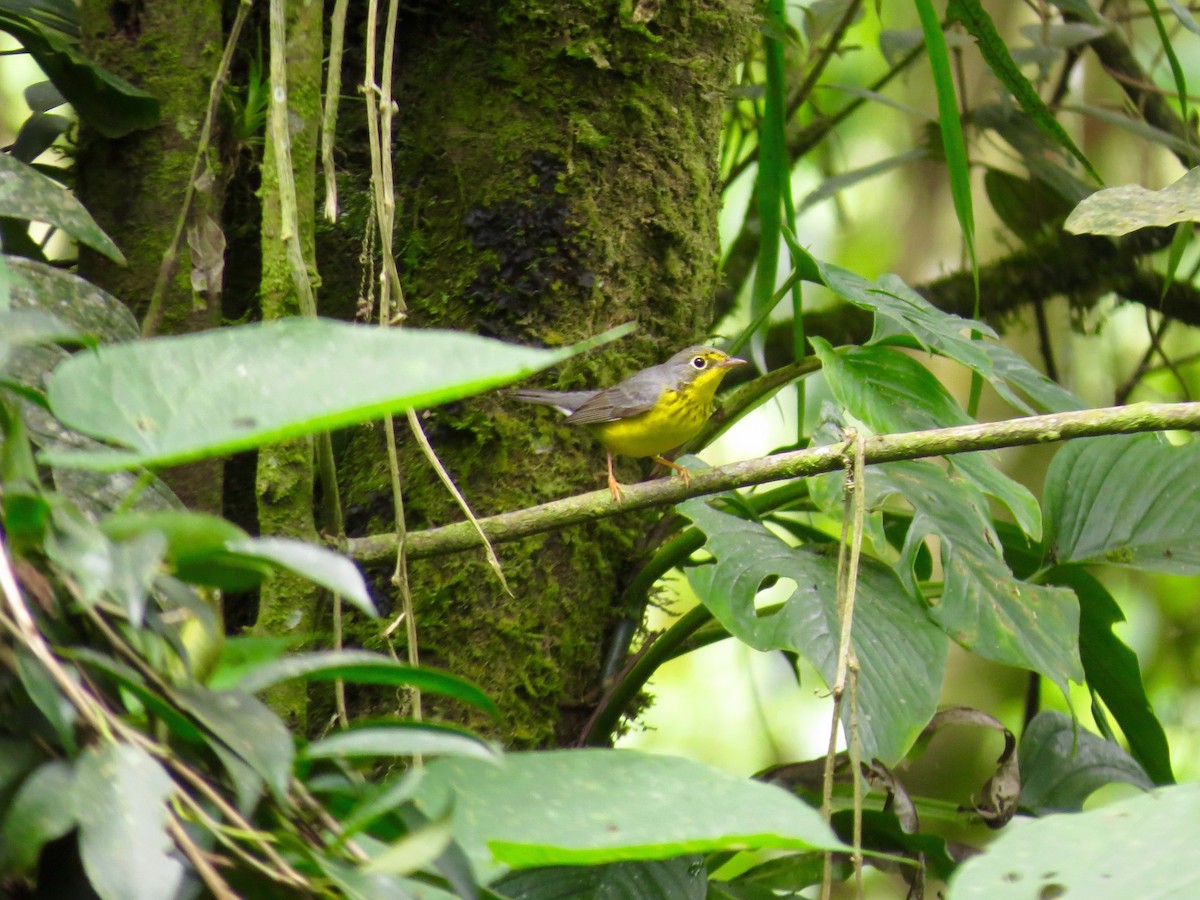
[{"left": 691, "top": 356, "right": 707, "bottom": 369}]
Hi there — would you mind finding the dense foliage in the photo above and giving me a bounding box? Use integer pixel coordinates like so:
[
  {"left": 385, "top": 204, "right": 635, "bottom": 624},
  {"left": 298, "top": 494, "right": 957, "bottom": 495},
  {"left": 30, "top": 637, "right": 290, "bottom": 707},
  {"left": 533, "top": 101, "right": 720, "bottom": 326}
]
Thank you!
[{"left": 2, "top": 0, "right": 1200, "bottom": 897}]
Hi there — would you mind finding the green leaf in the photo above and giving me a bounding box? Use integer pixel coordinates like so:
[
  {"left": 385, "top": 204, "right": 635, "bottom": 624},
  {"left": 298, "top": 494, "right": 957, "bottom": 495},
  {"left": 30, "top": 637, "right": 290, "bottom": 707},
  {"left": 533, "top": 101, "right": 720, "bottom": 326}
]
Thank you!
[
  {"left": 876, "top": 461, "right": 1082, "bottom": 693},
  {"left": 302, "top": 722, "right": 499, "bottom": 762},
  {"left": 819, "top": 263, "right": 996, "bottom": 373},
  {"left": 1047, "top": 565, "right": 1174, "bottom": 784},
  {"left": 225, "top": 536, "right": 375, "bottom": 617},
  {"left": 1066, "top": 167, "right": 1200, "bottom": 236},
  {"left": 44, "top": 320, "right": 629, "bottom": 470},
  {"left": 363, "top": 811, "right": 455, "bottom": 877},
  {"left": 980, "top": 341, "right": 1086, "bottom": 414},
  {"left": 1044, "top": 433, "right": 1200, "bottom": 573},
  {"left": 0, "top": 738, "right": 43, "bottom": 810},
  {"left": 948, "top": 782, "right": 1200, "bottom": 897},
  {"left": 100, "top": 510, "right": 268, "bottom": 591},
  {"left": 811, "top": 338, "right": 1041, "bottom": 538},
  {"left": 169, "top": 685, "right": 293, "bottom": 798},
  {"left": 679, "top": 496, "right": 946, "bottom": 765},
  {"left": 15, "top": 650, "right": 78, "bottom": 753},
  {"left": 914, "top": 0, "right": 978, "bottom": 290},
  {"left": 0, "top": 759, "right": 76, "bottom": 875},
  {"left": 984, "top": 166, "right": 1076, "bottom": 242},
  {"left": 75, "top": 742, "right": 183, "bottom": 900},
  {"left": 0, "top": 1, "right": 79, "bottom": 36},
  {"left": 0, "top": 153, "right": 124, "bottom": 262},
  {"left": 1019, "top": 711, "right": 1152, "bottom": 815},
  {"left": 415, "top": 750, "right": 843, "bottom": 882},
  {"left": 10, "top": 112, "right": 70, "bottom": 163},
  {"left": 495, "top": 857, "right": 706, "bottom": 900},
  {"left": 947, "top": 0, "right": 1099, "bottom": 182},
  {"left": 0, "top": 12, "right": 159, "bottom": 139},
  {"left": 205, "top": 635, "right": 296, "bottom": 690},
  {"left": 231, "top": 650, "right": 496, "bottom": 714}
]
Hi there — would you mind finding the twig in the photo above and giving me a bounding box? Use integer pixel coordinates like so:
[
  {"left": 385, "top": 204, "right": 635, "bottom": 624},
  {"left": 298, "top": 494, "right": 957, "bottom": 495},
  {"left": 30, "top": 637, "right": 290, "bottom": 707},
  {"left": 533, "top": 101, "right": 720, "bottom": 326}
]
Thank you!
[
  {"left": 344, "top": 401, "right": 1200, "bottom": 563},
  {"left": 321, "top": 0, "right": 351, "bottom": 221},
  {"left": 167, "top": 814, "right": 239, "bottom": 900}
]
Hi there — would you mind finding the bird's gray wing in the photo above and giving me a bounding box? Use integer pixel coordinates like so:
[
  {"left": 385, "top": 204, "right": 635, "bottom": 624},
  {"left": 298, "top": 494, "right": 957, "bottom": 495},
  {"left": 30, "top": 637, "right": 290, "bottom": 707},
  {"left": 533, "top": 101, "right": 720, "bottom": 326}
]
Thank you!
[
  {"left": 561, "top": 363, "right": 673, "bottom": 425},
  {"left": 510, "top": 388, "right": 600, "bottom": 416}
]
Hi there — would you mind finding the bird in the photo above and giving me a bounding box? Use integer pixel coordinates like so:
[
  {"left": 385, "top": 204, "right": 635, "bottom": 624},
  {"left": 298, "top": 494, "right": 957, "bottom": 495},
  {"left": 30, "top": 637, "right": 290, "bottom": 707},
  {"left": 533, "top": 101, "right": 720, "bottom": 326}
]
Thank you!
[{"left": 512, "top": 345, "right": 746, "bottom": 502}]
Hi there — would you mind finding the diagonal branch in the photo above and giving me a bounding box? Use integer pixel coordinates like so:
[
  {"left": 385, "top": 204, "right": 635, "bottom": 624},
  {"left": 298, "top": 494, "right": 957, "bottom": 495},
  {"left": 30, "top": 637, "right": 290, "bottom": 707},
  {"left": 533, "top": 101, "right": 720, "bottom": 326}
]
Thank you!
[{"left": 342, "top": 401, "right": 1200, "bottom": 563}]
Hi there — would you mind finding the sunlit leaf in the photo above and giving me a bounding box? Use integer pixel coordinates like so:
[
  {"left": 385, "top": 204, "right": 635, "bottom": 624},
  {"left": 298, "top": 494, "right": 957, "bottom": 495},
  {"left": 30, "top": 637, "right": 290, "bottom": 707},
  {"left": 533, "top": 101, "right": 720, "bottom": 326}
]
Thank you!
[
  {"left": 44, "top": 320, "right": 629, "bottom": 470},
  {"left": 226, "top": 536, "right": 375, "bottom": 616},
  {"left": 1066, "top": 167, "right": 1200, "bottom": 236}
]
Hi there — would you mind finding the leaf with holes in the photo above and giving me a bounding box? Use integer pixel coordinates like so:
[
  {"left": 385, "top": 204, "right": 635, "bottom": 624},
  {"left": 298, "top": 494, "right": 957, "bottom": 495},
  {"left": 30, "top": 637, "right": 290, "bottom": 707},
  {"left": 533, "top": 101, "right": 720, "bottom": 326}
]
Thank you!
[{"left": 679, "top": 496, "right": 946, "bottom": 765}]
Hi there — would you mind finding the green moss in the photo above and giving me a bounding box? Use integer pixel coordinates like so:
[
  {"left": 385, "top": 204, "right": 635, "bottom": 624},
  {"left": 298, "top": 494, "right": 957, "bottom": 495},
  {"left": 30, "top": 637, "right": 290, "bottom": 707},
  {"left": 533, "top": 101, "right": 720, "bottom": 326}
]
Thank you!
[{"left": 316, "top": 0, "right": 753, "bottom": 746}]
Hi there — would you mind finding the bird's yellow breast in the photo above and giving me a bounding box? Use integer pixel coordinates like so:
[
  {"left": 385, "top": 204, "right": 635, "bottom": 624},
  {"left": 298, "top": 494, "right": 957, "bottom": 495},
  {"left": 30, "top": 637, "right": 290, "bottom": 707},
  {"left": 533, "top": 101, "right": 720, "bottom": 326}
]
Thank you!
[{"left": 592, "top": 369, "right": 727, "bottom": 458}]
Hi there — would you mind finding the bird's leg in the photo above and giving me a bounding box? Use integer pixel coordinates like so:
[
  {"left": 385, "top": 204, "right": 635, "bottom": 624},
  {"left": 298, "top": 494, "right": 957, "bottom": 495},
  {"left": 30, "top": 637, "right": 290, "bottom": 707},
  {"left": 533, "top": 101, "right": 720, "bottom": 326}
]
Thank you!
[
  {"left": 606, "top": 450, "right": 626, "bottom": 503},
  {"left": 653, "top": 455, "right": 691, "bottom": 486}
]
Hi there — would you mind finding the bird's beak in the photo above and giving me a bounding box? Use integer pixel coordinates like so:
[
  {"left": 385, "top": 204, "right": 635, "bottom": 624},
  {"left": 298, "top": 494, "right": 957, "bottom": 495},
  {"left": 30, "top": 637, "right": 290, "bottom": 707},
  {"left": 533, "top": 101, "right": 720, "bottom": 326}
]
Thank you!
[{"left": 719, "top": 356, "right": 748, "bottom": 369}]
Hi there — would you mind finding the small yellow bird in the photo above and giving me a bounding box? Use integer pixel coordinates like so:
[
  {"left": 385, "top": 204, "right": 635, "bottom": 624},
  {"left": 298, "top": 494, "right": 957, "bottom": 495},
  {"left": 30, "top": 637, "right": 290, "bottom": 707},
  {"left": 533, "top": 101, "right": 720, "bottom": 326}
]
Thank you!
[{"left": 512, "top": 345, "right": 746, "bottom": 501}]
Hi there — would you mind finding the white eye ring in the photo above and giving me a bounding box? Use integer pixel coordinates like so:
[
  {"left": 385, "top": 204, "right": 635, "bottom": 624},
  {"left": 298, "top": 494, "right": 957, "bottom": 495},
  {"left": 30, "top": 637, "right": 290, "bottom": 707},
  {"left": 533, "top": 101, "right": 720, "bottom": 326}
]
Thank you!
[{"left": 691, "top": 356, "right": 707, "bottom": 369}]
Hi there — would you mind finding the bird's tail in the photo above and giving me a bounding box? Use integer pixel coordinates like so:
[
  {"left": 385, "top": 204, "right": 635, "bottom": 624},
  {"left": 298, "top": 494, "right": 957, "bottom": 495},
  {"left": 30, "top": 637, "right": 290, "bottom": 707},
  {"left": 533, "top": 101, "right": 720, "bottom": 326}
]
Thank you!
[{"left": 509, "top": 388, "right": 597, "bottom": 416}]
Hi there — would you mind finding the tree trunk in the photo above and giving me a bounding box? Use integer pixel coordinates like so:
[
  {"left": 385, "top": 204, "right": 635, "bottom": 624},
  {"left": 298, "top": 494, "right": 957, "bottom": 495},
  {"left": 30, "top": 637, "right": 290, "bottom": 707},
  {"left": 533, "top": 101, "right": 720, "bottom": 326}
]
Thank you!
[
  {"left": 322, "top": 1, "right": 753, "bottom": 745},
  {"left": 77, "top": 0, "right": 225, "bottom": 513}
]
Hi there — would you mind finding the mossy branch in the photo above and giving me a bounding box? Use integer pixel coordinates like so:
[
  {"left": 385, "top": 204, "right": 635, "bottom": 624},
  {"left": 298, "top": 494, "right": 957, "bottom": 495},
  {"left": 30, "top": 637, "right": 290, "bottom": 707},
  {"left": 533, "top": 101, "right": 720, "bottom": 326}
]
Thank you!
[{"left": 342, "top": 401, "right": 1200, "bottom": 564}]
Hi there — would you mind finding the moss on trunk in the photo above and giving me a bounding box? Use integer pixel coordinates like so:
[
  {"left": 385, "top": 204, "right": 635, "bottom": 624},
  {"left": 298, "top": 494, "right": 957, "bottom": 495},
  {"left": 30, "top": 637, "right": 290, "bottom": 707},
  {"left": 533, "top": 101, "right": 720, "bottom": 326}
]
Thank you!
[{"left": 322, "top": 0, "right": 752, "bottom": 745}]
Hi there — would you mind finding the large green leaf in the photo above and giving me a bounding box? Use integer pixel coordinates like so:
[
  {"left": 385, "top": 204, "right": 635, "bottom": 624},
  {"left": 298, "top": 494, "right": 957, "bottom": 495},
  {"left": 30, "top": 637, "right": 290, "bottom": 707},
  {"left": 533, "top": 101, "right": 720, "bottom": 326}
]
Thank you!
[
  {"left": 949, "top": 782, "right": 1200, "bottom": 898},
  {"left": 44, "top": 320, "right": 627, "bottom": 470},
  {"left": 877, "top": 461, "right": 1082, "bottom": 693},
  {"left": 811, "top": 338, "right": 1041, "bottom": 538},
  {"left": 679, "top": 496, "right": 946, "bottom": 765},
  {"left": 1047, "top": 565, "right": 1174, "bottom": 784},
  {"left": 75, "top": 743, "right": 183, "bottom": 900},
  {"left": 232, "top": 650, "right": 496, "bottom": 714},
  {"left": 0, "top": 153, "right": 123, "bottom": 262},
  {"left": 1019, "top": 711, "right": 1151, "bottom": 815},
  {"left": 1044, "top": 433, "right": 1200, "bottom": 573},
  {"left": 415, "top": 750, "right": 842, "bottom": 882},
  {"left": 0, "top": 759, "right": 76, "bottom": 875}
]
